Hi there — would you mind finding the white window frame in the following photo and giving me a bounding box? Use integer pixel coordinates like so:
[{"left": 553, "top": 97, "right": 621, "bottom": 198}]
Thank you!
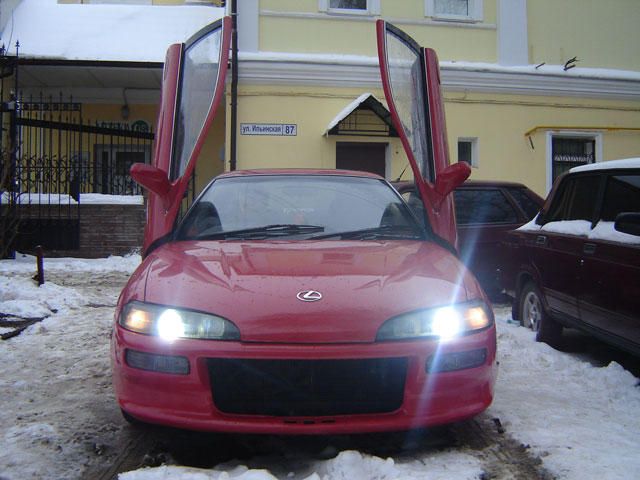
[
  {"left": 458, "top": 137, "right": 479, "bottom": 167},
  {"left": 545, "top": 131, "right": 603, "bottom": 193},
  {"left": 425, "top": 0, "right": 483, "bottom": 23},
  {"left": 318, "top": 0, "right": 380, "bottom": 16}
]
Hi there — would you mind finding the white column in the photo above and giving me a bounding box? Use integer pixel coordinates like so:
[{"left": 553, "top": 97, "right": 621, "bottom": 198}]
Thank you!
[
  {"left": 238, "top": 0, "right": 259, "bottom": 53},
  {"left": 498, "top": 0, "right": 528, "bottom": 66}
]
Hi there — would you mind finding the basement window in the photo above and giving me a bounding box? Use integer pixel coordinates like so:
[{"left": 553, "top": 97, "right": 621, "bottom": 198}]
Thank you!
[
  {"left": 425, "top": 0, "right": 483, "bottom": 22},
  {"left": 319, "top": 0, "right": 381, "bottom": 15}
]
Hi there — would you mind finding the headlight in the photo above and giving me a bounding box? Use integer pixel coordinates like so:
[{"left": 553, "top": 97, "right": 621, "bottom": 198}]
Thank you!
[
  {"left": 376, "top": 302, "right": 492, "bottom": 341},
  {"left": 119, "top": 301, "right": 240, "bottom": 341}
]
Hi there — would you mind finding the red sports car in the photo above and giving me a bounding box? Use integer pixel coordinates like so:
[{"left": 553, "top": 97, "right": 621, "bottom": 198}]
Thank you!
[{"left": 111, "top": 19, "right": 497, "bottom": 434}]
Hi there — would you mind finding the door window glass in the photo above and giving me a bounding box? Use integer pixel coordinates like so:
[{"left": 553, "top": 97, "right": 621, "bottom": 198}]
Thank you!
[
  {"left": 507, "top": 187, "right": 540, "bottom": 220},
  {"left": 600, "top": 174, "right": 640, "bottom": 221},
  {"left": 171, "top": 28, "right": 223, "bottom": 180},
  {"left": 453, "top": 189, "right": 519, "bottom": 225},
  {"left": 383, "top": 28, "right": 432, "bottom": 181},
  {"left": 546, "top": 175, "right": 601, "bottom": 222}
]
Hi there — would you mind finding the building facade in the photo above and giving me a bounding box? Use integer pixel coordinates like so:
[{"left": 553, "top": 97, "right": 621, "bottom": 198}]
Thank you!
[
  {"left": 1, "top": 0, "right": 639, "bottom": 255},
  {"left": 229, "top": 0, "right": 640, "bottom": 196}
]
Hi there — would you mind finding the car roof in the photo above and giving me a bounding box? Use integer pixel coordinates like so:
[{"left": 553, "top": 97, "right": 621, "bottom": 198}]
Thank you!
[
  {"left": 570, "top": 157, "right": 640, "bottom": 173},
  {"left": 216, "top": 168, "right": 385, "bottom": 180}
]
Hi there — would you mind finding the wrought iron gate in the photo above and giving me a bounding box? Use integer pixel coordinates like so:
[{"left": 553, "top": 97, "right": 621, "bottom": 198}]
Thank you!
[{"left": 1, "top": 51, "right": 154, "bottom": 255}]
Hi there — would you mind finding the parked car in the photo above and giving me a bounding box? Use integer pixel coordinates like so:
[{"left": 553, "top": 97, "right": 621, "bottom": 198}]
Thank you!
[
  {"left": 394, "top": 180, "right": 543, "bottom": 299},
  {"left": 110, "top": 20, "right": 498, "bottom": 434},
  {"left": 505, "top": 158, "right": 640, "bottom": 356}
]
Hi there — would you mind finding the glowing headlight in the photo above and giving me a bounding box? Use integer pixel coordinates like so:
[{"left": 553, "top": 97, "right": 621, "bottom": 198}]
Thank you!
[
  {"left": 376, "top": 302, "right": 492, "bottom": 341},
  {"left": 119, "top": 301, "right": 240, "bottom": 341}
]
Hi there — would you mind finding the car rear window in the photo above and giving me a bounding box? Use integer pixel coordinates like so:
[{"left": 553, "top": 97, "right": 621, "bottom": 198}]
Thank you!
[
  {"left": 600, "top": 174, "right": 640, "bottom": 221},
  {"left": 454, "top": 189, "right": 519, "bottom": 225},
  {"left": 506, "top": 187, "right": 540, "bottom": 220}
]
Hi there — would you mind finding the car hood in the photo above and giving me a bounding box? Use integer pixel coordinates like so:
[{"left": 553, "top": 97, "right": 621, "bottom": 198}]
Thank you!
[{"left": 130, "top": 240, "right": 482, "bottom": 343}]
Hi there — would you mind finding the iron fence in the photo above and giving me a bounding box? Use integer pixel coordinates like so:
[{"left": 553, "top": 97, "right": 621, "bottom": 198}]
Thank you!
[{"left": 16, "top": 93, "right": 154, "bottom": 198}]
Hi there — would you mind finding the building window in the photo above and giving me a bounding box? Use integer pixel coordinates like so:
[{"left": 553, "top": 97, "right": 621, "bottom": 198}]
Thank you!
[
  {"left": 425, "top": 0, "right": 483, "bottom": 22},
  {"left": 551, "top": 136, "right": 595, "bottom": 183},
  {"left": 319, "top": 0, "right": 380, "bottom": 15},
  {"left": 458, "top": 137, "right": 478, "bottom": 167}
]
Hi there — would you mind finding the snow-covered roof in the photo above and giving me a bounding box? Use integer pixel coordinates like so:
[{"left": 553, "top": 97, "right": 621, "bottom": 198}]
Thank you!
[
  {"left": 0, "top": 0, "right": 224, "bottom": 62},
  {"left": 571, "top": 157, "right": 640, "bottom": 173}
]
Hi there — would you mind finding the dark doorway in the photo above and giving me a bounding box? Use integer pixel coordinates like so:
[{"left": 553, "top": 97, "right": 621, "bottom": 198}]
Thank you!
[{"left": 336, "top": 142, "right": 387, "bottom": 177}]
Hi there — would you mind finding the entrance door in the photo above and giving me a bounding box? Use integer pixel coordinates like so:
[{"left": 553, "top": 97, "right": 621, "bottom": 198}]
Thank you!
[{"left": 336, "top": 142, "right": 386, "bottom": 177}]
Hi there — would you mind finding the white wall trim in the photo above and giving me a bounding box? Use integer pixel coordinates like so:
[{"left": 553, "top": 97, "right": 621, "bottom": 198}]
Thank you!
[
  {"left": 261, "top": 10, "right": 496, "bottom": 29},
  {"left": 497, "top": 0, "right": 528, "bottom": 66},
  {"left": 238, "top": 54, "right": 640, "bottom": 101},
  {"left": 545, "top": 130, "right": 604, "bottom": 193}
]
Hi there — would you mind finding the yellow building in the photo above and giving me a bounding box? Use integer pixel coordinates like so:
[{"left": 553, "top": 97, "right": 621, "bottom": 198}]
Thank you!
[
  {"left": 2, "top": 0, "right": 640, "bottom": 200},
  {"left": 228, "top": 0, "right": 640, "bottom": 197}
]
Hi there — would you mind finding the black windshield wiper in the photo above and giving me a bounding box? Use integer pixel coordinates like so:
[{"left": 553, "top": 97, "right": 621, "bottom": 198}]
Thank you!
[
  {"left": 308, "top": 225, "right": 423, "bottom": 240},
  {"left": 194, "top": 224, "right": 325, "bottom": 240}
]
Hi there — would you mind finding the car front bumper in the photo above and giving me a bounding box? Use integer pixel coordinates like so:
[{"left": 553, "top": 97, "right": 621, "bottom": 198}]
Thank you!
[{"left": 111, "top": 326, "right": 497, "bottom": 434}]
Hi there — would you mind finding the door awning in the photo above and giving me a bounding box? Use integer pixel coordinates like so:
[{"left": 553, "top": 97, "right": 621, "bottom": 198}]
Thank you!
[{"left": 324, "top": 93, "right": 398, "bottom": 137}]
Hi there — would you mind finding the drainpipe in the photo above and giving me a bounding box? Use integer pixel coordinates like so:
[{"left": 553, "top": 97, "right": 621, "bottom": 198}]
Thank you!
[{"left": 229, "top": 0, "right": 238, "bottom": 171}]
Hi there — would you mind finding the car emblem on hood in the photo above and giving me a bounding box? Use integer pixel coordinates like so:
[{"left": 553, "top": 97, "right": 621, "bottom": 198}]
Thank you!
[{"left": 297, "top": 290, "right": 323, "bottom": 302}]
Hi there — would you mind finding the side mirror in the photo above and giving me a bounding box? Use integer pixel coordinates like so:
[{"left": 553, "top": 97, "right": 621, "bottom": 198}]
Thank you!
[
  {"left": 434, "top": 161, "right": 471, "bottom": 199},
  {"left": 614, "top": 212, "right": 640, "bottom": 237},
  {"left": 130, "top": 163, "right": 171, "bottom": 198}
]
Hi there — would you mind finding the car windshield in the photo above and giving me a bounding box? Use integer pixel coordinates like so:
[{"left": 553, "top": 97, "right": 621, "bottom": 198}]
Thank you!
[{"left": 176, "top": 175, "right": 426, "bottom": 241}]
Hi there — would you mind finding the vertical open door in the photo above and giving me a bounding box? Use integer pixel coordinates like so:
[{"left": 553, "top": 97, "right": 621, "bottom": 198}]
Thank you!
[
  {"left": 132, "top": 17, "right": 232, "bottom": 255},
  {"left": 376, "top": 20, "right": 469, "bottom": 248}
]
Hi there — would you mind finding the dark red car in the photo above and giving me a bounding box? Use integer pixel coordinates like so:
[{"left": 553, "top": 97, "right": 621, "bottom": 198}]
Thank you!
[
  {"left": 506, "top": 158, "right": 640, "bottom": 355},
  {"left": 110, "top": 19, "right": 498, "bottom": 434},
  {"left": 394, "top": 180, "right": 543, "bottom": 299}
]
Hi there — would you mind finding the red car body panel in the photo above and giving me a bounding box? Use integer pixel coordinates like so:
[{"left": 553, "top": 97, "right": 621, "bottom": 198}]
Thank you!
[
  {"left": 112, "top": 328, "right": 496, "bottom": 434},
  {"left": 120, "top": 240, "right": 482, "bottom": 344},
  {"left": 112, "top": 236, "right": 496, "bottom": 433}
]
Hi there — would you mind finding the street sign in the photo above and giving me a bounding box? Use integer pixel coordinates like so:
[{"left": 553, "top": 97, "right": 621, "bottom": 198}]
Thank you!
[{"left": 240, "top": 123, "right": 297, "bottom": 136}]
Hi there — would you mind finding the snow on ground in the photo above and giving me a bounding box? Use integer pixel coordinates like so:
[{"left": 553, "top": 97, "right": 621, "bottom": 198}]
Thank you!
[{"left": 0, "top": 255, "right": 639, "bottom": 480}]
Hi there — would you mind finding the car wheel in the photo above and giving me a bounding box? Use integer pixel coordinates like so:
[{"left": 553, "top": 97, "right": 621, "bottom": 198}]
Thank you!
[{"left": 519, "top": 281, "right": 562, "bottom": 344}]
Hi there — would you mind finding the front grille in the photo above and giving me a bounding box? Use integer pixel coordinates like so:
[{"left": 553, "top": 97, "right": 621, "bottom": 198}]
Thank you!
[{"left": 207, "top": 357, "right": 408, "bottom": 417}]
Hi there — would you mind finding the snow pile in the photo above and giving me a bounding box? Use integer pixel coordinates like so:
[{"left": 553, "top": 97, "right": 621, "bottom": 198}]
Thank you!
[
  {"left": 0, "top": 193, "right": 143, "bottom": 205},
  {"left": 120, "top": 450, "right": 482, "bottom": 480},
  {"left": 491, "top": 311, "right": 640, "bottom": 480},
  {"left": 0, "top": 254, "right": 142, "bottom": 479},
  {"left": 517, "top": 218, "right": 640, "bottom": 244}
]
